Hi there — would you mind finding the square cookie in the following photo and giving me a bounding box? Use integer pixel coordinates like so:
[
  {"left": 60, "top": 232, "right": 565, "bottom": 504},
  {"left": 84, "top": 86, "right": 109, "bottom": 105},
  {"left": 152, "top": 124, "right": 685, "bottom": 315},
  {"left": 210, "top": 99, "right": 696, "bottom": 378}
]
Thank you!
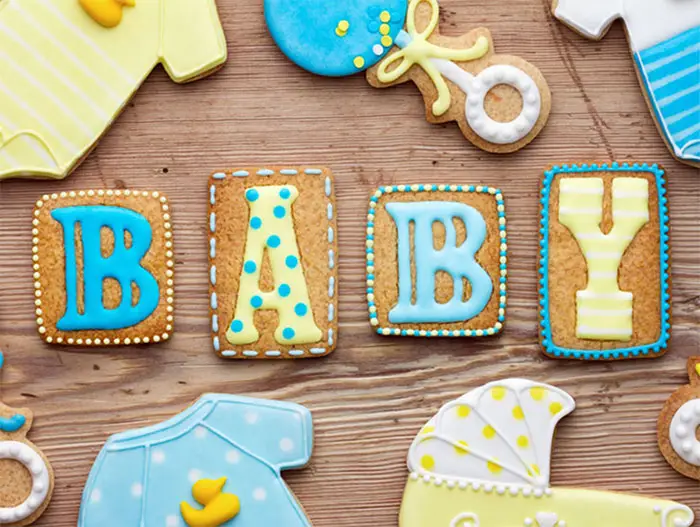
[
  {"left": 367, "top": 184, "right": 507, "bottom": 337},
  {"left": 32, "top": 190, "right": 174, "bottom": 346},
  {"left": 209, "top": 167, "right": 338, "bottom": 359},
  {"left": 539, "top": 162, "right": 671, "bottom": 360}
]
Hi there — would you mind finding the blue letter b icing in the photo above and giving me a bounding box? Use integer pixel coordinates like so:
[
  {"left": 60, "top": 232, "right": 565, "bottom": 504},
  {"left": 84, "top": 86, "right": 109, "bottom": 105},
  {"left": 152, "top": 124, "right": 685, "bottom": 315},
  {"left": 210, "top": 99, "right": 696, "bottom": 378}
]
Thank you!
[
  {"left": 387, "top": 201, "right": 493, "bottom": 324},
  {"left": 52, "top": 206, "right": 159, "bottom": 331}
]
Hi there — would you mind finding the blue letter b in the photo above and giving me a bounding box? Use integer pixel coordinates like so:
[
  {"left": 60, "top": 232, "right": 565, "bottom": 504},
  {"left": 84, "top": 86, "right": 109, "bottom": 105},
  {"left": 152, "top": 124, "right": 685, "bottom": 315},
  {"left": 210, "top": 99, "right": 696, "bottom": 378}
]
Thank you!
[{"left": 52, "top": 206, "right": 159, "bottom": 331}]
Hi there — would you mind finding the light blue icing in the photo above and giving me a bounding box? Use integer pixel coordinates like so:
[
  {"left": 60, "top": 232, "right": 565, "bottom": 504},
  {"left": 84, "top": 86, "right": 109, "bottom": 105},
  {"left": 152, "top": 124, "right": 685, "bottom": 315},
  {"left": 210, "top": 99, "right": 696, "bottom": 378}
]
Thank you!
[
  {"left": 52, "top": 206, "right": 160, "bottom": 331},
  {"left": 264, "top": 0, "right": 408, "bottom": 76},
  {"left": 635, "top": 26, "right": 700, "bottom": 162},
  {"left": 387, "top": 201, "right": 493, "bottom": 323},
  {"left": 539, "top": 163, "right": 671, "bottom": 360},
  {"left": 78, "top": 394, "right": 313, "bottom": 527},
  {"left": 0, "top": 414, "right": 26, "bottom": 433}
]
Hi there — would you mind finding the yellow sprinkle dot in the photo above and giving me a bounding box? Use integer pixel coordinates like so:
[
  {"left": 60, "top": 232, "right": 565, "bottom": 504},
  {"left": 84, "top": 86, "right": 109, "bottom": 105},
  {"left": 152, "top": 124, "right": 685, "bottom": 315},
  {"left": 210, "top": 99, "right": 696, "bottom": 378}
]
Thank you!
[
  {"left": 528, "top": 464, "right": 541, "bottom": 477},
  {"left": 420, "top": 455, "right": 435, "bottom": 471},
  {"left": 696, "top": 364, "right": 700, "bottom": 377},
  {"left": 512, "top": 406, "right": 524, "bottom": 420},
  {"left": 550, "top": 402, "right": 564, "bottom": 415},
  {"left": 335, "top": 28, "right": 347, "bottom": 37},
  {"left": 530, "top": 387, "right": 546, "bottom": 401},
  {"left": 517, "top": 435, "right": 529, "bottom": 449},
  {"left": 421, "top": 425, "right": 435, "bottom": 435},
  {"left": 454, "top": 440, "right": 469, "bottom": 456},
  {"left": 487, "top": 460, "right": 503, "bottom": 474},
  {"left": 381, "top": 35, "right": 393, "bottom": 47},
  {"left": 380, "top": 11, "right": 391, "bottom": 22},
  {"left": 491, "top": 386, "right": 506, "bottom": 401},
  {"left": 353, "top": 56, "right": 365, "bottom": 69},
  {"left": 338, "top": 20, "right": 350, "bottom": 31},
  {"left": 483, "top": 425, "right": 496, "bottom": 439},
  {"left": 380, "top": 23, "right": 390, "bottom": 35},
  {"left": 456, "top": 405, "right": 471, "bottom": 418}
]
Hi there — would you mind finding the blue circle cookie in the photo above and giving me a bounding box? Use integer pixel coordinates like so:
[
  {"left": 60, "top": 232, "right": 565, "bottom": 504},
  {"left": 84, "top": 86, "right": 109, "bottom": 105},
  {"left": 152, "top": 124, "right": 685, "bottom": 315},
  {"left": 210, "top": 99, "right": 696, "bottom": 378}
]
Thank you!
[{"left": 265, "top": 0, "right": 408, "bottom": 77}]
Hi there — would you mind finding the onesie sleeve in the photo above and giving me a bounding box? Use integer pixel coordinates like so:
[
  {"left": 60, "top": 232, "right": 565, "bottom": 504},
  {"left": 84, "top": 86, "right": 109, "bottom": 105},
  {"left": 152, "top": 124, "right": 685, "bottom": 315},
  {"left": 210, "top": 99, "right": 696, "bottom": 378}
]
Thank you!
[
  {"left": 204, "top": 396, "right": 314, "bottom": 471},
  {"left": 161, "top": 0, "right": 228, "bottom": 83},
  {"left": 553, "top": 0, "right": 623, "bottom": 40}
]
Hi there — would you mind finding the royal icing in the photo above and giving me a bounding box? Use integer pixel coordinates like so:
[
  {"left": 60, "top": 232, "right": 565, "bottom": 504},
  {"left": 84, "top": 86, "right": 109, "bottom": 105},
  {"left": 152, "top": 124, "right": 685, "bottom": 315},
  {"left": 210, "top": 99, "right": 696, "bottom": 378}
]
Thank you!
[
  {"left": 79, "top": 394, "right": 314, "bottom": 527},
  {"left": 558, "top": 177, "right": 649, "bottom": 341},
  {"left": 0, "top": 441, "right": 51, "bottom": 524},
  {"left": 0, "top": 0, "right": 227, "bottom": 180},
  {"left": 226, "top": 186, "right": 322, "bottom": 347},
  {"left": 0, "top": 414, "right": 26, "bottom": 434},
  {"left": 400, "top": 379, "right": 695, "bottom": 527},
  {"left": 553, "top": 1, "right": 700, "bottom": 163},
  {"left": 669, "top": 399, "right": 700, "bottom": 466},
  {"left": 539, "top": 163, "right": 671, "bottom": 360}
]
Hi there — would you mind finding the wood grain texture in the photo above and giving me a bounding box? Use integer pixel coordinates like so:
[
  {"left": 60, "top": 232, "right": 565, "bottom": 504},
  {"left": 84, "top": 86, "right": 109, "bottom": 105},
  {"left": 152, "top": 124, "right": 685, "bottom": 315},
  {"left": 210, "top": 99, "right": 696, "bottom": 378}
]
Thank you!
[{"left": 0, "top": 0, "right": 698, "bottom": 525}]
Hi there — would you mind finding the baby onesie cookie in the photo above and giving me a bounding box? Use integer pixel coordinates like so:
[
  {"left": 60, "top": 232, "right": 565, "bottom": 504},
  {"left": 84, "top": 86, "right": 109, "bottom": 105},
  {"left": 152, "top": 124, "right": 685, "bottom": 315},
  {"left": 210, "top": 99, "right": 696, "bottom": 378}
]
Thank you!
[
  {"left": 0, "top": 0, "right": 227, "bottom": 180},
  {"left": 400, "top": 378, "right": 695, "bottom": 527},
  {"left": 209, "top": 168, "right": 338, "bottom": 359},
  {"left": 539, "top": 163, "right": 671, "bottom": 360},
  {"left": 32, "top": 190, "right": 174, "bottom": 346},
  {"left": 265, "top": 0, "right": 551, "bottom": 153},
  {"left": 658, "top": 357, "right": 700, "bottom": 480},
  {"left": 79, "top": 394, "right": 314, "bottom": 527},
  {"left": 0, "top": 356, "right": 55, "bottom": 527},
  {"left": 367, "top": 184, "right": 506, "bottom": 337},
  {"left": 552, "top": 0, "right": 700, "bottom": 166}
]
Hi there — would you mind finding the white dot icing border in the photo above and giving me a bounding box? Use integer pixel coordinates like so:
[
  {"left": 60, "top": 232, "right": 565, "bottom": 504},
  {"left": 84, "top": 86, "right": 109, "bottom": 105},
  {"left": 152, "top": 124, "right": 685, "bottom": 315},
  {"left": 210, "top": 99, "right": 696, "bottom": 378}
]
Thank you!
[
  {"left": 32, "top": 190, "right": 174, "bottom": 346},
  {"left": 669, "top": 399, "right": 700, "bottom": 467},
  {"left": 0, "top": 441, "right": 50, "bottom": 524},
  {"left": 210, "top": 168, "right": 336, "bottom": 359}
]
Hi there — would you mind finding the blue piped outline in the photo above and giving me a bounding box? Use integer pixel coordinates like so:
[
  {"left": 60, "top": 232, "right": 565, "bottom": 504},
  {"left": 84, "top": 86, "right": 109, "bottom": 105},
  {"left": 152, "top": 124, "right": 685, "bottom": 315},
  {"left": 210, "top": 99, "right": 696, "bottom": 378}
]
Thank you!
[
  {"left": 539, "top": 162, "right": 671, "bottom": 360},
  {"left": 366, "top": 184, "right": 507, "bottom": 338}
]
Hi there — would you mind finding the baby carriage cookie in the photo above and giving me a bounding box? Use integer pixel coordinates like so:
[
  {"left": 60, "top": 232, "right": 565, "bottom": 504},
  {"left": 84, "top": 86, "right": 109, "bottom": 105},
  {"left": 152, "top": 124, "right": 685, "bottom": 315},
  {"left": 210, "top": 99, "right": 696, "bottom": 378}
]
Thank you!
[
  {"left": 265, "top": 0, "right": 551, "bottom": 153},
  {"left": 79, "top": 394, "right": 314, "bottom": 527},
  {"left": 400, "top": 378, "right": 694, "bottom": 527},
  {"left": 552, "top": 0, "right": 700, "bottom": 166},
  {"left": 658, "top": 357, "right": 700, "bottom": 481},
  {"left": 0, "top": 356, "right": 55, "bottom": 526},
  {"left": 0, "top": 0, "right": 227, "bottom": 180}
]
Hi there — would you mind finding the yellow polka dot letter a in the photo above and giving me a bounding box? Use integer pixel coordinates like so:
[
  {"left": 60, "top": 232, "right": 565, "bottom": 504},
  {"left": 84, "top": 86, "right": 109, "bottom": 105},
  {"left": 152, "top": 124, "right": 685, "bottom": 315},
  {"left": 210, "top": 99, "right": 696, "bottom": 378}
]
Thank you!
[
  {"left": 227, "top": 185, "right": 322, "bottom": 346},
  {"left": 209, "top": 168, "right": 339, "bottom": 359}
]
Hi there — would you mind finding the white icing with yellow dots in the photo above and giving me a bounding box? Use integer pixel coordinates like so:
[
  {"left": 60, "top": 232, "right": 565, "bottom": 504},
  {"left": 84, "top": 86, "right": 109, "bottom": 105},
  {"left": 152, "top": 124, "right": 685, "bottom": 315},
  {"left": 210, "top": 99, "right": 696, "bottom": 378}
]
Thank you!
[
  {"left": 226, "top": 185, "right": 322, "bottom": 346},
  {"left": 558, "top": 177, "right": 649, "bottom": 341}
]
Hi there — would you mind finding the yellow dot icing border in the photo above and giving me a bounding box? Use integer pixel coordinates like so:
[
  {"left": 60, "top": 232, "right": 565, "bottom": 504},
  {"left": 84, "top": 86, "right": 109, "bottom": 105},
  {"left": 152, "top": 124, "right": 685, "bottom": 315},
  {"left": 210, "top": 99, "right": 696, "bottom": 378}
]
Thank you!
[{"left": 32, "top": 190, "right": 174, "bottom": 346}]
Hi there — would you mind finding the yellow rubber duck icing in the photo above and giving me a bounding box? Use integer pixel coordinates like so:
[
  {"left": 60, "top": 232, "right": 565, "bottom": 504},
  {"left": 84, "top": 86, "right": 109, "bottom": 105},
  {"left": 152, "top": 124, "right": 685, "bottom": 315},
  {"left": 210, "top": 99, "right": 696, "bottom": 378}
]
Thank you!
[
  {"left": 79, "top": 0, "right": 135, "bottom": 28},
  {"left": 180, "top": 477, "right": 240, "bottom": 527}
]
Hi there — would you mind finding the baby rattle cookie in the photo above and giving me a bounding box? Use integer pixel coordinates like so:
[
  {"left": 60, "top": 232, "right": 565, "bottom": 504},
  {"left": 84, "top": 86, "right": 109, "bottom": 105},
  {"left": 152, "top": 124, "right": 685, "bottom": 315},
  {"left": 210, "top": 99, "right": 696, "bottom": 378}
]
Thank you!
[
  {"left": 79, "top": 394, "right": 314, "bottom": 527},
  {"left": 265, "top": 0, "right": 551, "bottom": 153},
  {"left": 552, "top": 0, "right": 700, "bottom": 166},
  {"left": 0, "top": 357, "right": 55, "bottom": 526},
  {"left": 0, "top": 0, "right": 227, "bottom": 180},
  {"left": 658, "top": 357, "right": 700, "bottom": 480},
  {"left": 401, "top": 378, "right": 695, "bottom": 527}
]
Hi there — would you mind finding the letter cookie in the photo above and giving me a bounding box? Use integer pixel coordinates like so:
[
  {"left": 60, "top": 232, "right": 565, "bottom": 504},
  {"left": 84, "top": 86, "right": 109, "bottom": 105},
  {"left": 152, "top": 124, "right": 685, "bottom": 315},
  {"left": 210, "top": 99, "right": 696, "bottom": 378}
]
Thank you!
[
  {"left": 400, "top": 378, "right": 694, "bottom": 527},
  {"left": 0, "top": 0, "right": 227, "bottom": 180},
  {"left": 658, "top": 357, "right": 700, "bottom": 481},
  {"left": 367, "top": 184, "right": 506, "bottom": 337},
  {"left": 552, "top": 0, "right": 700, "bottom": 166},
  {"left": 209, "top": 168, "right": 338, "bottom": 359},
  {"left": 79, "top": 394, "right": 314, "bottom": 527},
  {"left": 32, "top": 190, "right": 174, "bottom": 346},
  {"left": 265, "top": 0, "right": 551, "bottom": 153},
  {"left": 539, "top": 163, "right": 671, "bottom": 360},
  {"left": 0, "top": 356, "right": 55, "bottom": 527}
]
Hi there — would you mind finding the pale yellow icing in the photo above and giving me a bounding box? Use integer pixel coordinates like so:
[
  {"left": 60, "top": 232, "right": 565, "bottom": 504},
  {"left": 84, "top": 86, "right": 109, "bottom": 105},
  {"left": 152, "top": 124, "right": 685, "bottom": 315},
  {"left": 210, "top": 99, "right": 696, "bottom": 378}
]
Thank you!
[
  {"left": 0, "top": 0, "right": 227, "bottom": 180},
  {"left": 226, "top": 185, "right": 322, "bottom": 346},
  {"left": 559, "top": 177, "right": 649, "bottom": 341}
]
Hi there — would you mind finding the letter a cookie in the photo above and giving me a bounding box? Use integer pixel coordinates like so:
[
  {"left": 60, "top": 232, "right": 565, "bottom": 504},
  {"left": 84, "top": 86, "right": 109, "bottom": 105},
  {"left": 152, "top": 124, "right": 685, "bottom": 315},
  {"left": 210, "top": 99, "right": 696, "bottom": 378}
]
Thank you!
[
  {"left": 539, "top": 163, "right": 671, "bottom": 360},
  {"left": 367, "top": 184, "right": 507, "bottom": 337},
  {"left": 209, "top": 168, "right": 338, "bottom": 359}
]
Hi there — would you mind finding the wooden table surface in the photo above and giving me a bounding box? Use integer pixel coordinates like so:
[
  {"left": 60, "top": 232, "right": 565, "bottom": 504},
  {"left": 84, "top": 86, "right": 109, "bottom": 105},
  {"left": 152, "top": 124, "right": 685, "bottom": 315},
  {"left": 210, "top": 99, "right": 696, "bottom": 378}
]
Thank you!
[{"left": 0, "top": 1, "right": 699, "bottom": 525}]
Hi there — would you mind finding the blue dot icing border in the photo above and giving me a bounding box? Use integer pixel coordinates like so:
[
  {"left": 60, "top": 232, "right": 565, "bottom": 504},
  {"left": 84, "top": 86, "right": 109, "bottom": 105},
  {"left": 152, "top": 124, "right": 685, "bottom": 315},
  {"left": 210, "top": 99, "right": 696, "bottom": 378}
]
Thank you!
[
  {"left": 366, "top": 184, "right": 507, "bottom": 337},
  {"left": 209, "top": 168, "right": 336, "bottom": 359},
  {"left": 539, "top": 162, "right": 671, "bottom": 360}
]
